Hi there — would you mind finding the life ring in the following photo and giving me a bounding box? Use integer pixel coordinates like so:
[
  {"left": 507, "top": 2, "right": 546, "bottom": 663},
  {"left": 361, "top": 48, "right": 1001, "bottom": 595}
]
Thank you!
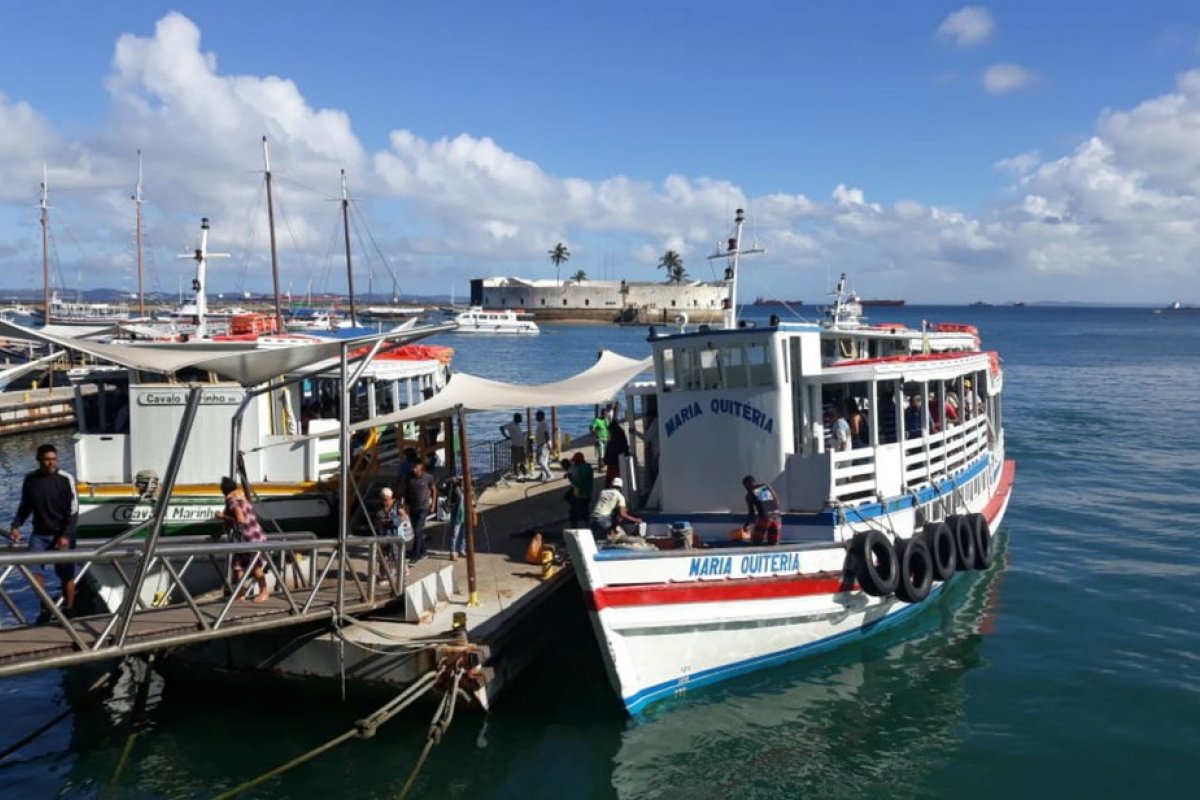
[
  {"left": 921, "top": 521, "right": 957, "bottom": 582},
  {"left": 853, "top": 529, "right": 899, "bottom": 597},
  {"left": 895, "top": 537, "right": 933, "bottom": 603},
  {"left": 969, "top": 513, "right": 993, "bottom": 569},
  {"left": 946, "top": 515, "right": 976, "bottom": 570}
]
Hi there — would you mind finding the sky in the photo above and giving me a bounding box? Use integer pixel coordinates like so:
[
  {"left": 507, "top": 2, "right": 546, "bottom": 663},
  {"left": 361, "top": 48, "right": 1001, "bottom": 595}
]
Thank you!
[{"left": 2, "top": 1, "right": 1200, "bottom": 304}]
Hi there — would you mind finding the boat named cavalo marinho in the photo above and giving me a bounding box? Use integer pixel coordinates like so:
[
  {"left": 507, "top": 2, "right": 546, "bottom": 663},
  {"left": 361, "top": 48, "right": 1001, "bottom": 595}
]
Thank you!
[{"left": 563, "top": 210, "right": 1014, "bottom": 714}]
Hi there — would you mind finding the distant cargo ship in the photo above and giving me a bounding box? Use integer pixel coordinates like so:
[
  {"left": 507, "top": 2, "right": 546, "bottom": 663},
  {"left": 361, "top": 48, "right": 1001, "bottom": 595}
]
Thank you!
[
  {"left": 751, "top": 297, "right": 803, "bottom": 306},
  {"left": 859, "top": 298, "right": 906, "bottom": 307}
]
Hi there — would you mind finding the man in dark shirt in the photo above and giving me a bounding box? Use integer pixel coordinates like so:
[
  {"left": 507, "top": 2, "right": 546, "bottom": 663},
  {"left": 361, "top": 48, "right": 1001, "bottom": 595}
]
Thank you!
[
  {"left": 742, "top": 474, "right": 782, "bottom": 546},
  {"left": 8, "top": 443, "right": 79, "bottom": 619},
  {"left": 399, "top": 461, "right": 437, "bottom": 564}
]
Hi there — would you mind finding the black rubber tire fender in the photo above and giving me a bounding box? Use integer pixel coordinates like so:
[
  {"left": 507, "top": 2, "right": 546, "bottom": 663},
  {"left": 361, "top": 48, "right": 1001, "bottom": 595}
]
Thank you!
[
  {"left": 895, "top": 537, "right": 934, "bottom": 604},
  {"left": 853, "top": 529, "right": 899, "bottom": 597},
  {"left": 970, "top": 513, "right": 993, "bottom": 569},
  {"left": 947, "top": 514, "right": 976, "bottom": 571},
  {"left": 921, "top": 521, "right": 957, "bottom": 582}
]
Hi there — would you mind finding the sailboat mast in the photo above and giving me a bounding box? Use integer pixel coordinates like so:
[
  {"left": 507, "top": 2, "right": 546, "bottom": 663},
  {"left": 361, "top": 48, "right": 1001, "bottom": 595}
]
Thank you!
[
  {"left": 263, "top": 136, "right": 284, "bottom": 333},
  {"left": 134, "top": 150, "right": 145, "bottom": 318},
  {"left": 341, "top": 170, "right": 358, "bottom": 327},
  {"left": 40, "top": 165, "right": 50, "bottom": 325}
]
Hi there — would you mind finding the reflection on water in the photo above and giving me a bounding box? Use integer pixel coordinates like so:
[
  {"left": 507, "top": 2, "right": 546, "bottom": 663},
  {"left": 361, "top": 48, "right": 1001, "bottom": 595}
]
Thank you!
[{"left": 611, "top": 541, "right": 1009, "bottom": 800}]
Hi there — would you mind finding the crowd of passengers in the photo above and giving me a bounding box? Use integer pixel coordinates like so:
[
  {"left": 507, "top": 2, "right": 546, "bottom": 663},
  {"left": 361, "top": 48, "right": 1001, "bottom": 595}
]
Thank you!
[{"left": 821, "top": 378, "right": 985, "bottom": 451}]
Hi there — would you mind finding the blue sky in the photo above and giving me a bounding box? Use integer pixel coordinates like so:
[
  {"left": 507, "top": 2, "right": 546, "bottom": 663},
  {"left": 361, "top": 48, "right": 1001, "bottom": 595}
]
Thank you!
[{"left": 1, "top": 2, "right": 1200, "bottom": 303}]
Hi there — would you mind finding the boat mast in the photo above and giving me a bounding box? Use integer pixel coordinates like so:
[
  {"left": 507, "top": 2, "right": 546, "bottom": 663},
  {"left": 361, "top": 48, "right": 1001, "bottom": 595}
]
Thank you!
[
  {"left": 708, "top": 207, "right": 763, "bottom": 330},
  {"left": 341, "top": 169, "right": 358, "bottom": 327},
  {"left": 40, "top": 164, "right": 50, "bottom": 325},
  {"left": 263, "top": 136, "right": 285, "bottom": 334},
  {"left": 179, "top": 217, "right": 230, "bottom": 340},
  {"left": 134, "top": 150, "right": 145, "bottom": 318}
]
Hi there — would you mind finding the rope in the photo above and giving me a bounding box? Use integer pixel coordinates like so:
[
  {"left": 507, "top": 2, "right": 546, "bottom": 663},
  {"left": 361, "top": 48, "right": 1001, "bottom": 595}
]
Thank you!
[
  {"left": 212, "top": 670, "right": 439, "bottom": 800},
  {"left": 397, "top": 665, "right": 465, "bottom": 800}
]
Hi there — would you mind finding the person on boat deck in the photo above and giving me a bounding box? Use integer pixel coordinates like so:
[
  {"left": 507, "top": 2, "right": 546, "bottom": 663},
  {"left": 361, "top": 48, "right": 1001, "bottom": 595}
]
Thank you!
[
  {"left": 845, "top": 399, "right": 868, "bottom": 448},
  {"left": 927, "top": 392, "right": 943, "bottom": 432},
  {"left": 589, "top": 477, "right": 641, "bottom": 541},
  {"left": 945, "top": 393, "right": 960, "bottom": 425},
  {"left": 534, "top": 410, "right": 553, "bottom": 481},
  {"left": 214, "top": 476, "right": 270, "bottom": 603},
  {"left": 8, "top": 443, "right": 79, "bottom": 622},
  {"left": 397, "top": 447, "right": 420, "bottom": 482},
  {"left": 742, "top": 475, "right": 782, "bottom": 546},
  {"left": 399, "top": 460, "right": 437, "bottom": 564},
  {"left": 904, "top": 394, "right": 925, "bottom": 439},
  {"left": 500, "top": 413, "right": 528, "bottom": 479},
  {"left": 824, "top": 407, "right": 851, "bottom": 452}
]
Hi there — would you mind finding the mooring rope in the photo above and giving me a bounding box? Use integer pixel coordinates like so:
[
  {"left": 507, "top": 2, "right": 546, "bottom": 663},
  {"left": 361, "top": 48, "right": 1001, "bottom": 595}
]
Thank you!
[
  {"left": 397, "top": 664, "right": 466, "bottom": 800},
  {"left": 212, "top": 669, "right": 440, "bottom": 800}
]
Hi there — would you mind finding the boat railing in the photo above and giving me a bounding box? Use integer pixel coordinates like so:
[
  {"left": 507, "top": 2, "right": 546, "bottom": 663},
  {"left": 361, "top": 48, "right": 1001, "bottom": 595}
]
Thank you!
[
  {"left": 827, "top": 414, "right": 990, "bottom": 504},
  {"left": 901, "top": 414, "right": 989, "bottom": 489},
  {"left": 0, "top": 531, "right": 409, "bottom": 676}
]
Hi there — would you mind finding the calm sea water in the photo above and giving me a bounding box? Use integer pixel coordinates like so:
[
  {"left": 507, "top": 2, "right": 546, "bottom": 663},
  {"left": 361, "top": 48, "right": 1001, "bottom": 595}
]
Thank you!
[{"left": 2, "top": 306, "right": 1199, "bottom": 798}]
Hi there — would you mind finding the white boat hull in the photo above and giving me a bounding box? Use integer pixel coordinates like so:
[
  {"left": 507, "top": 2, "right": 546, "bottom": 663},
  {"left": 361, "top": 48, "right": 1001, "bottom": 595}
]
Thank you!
[{"left": 565, "top": 460, "right": 1014, "bottom": 714}]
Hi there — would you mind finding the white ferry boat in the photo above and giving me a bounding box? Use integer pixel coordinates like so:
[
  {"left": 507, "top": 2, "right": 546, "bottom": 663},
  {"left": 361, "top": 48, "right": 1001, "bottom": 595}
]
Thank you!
[
  {"left": 30, "top": 292, "right": 133, "bottom": 326},
  {"left": 563, "top": 209, "right": 1015, "bottom": 714},
  {"left": 452, "top": 306, "right": 540, "bottom": 334}
]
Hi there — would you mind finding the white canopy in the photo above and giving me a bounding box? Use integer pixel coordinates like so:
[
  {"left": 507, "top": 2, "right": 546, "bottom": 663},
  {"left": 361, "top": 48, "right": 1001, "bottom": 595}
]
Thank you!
[
  {"left": 0, "top": 318, "right": 452, "bottom": 387},
  {"left": 348, "top": 350, "right": 652, "bottom": 431}
]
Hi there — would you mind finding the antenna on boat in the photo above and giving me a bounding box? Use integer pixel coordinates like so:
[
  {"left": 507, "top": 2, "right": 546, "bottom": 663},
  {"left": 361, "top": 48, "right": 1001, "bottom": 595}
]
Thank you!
[
  {"left": 341, "top": 169, "right": 358, "bottom": 327},
  {"left": 40, "top": 163, "right": 50, "bottom": 326},
  {"left": 179, "top": 217, "right": 230, "bottom": 340},
  {"left": 262, "top": 136, "right": 285, "bottom": 335},
  {"left": 133, "top": 150, "right": 145, "bottom": 319},
  {"left": 707, "top": 207, "right": 765, "bottom": 329}
]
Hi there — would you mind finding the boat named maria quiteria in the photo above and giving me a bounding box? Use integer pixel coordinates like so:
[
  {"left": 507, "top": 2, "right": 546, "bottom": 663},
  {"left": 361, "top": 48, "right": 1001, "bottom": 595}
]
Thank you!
[{"left": 563, "top": 209, "right": 1015, "bottom": 714}]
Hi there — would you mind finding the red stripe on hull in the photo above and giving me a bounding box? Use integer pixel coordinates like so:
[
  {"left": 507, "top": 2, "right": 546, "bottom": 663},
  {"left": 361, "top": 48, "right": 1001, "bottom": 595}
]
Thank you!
[
  {"left": 983, "top": 459, "right": 1016, "bottom": 526},
  {"left": 586, "top": 573, "right": 847, "bottom": 611}
]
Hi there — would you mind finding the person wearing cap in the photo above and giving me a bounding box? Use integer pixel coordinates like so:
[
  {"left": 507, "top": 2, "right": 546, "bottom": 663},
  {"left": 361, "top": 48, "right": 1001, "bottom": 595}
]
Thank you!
[
  {"left": 566, "top": 452, "right": 594, "bottom": 526},
  {"left": 374, "top": 485, "right": 412, "bottom": 578},
  {"left": 589, "top": 476, "right": 641, "bottom": 540},
  {"left": 742, "top": 475, "right": 782, "bottom": 545}
]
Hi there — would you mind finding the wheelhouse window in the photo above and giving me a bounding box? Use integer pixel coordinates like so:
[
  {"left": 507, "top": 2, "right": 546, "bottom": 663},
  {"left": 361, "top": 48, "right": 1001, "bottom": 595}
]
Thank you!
[{"left": 669, "top": 341, "right": 773, "bottom": 391}]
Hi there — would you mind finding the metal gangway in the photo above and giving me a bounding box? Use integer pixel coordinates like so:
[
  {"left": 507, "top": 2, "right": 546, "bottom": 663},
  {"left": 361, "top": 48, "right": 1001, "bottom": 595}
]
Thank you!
[{"left": 0, "top": 530, "right": 408, "bottom": 679}]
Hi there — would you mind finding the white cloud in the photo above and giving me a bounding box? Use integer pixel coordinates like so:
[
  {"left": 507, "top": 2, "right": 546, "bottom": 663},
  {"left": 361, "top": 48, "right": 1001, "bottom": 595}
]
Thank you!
[
  {"left": 995, "top": 150, "right": 1041, "bottom": 175},
  {"left": 937, "top": 7, "right": 995, "bottom": 48},
  {"left": 982, "top": 63, "right": 1038, "bottom": 94}
]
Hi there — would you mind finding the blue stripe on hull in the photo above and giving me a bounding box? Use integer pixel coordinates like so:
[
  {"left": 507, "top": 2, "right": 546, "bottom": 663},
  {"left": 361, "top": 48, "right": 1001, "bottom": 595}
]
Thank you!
[{"left": 621, "top": 580, "right": 952, "bottom": 715}]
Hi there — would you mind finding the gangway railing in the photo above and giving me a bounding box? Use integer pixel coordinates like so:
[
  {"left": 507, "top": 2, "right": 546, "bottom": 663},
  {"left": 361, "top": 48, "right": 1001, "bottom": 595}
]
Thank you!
[{"left": 0, "top": 532, "right": 407, "bottom": 679}]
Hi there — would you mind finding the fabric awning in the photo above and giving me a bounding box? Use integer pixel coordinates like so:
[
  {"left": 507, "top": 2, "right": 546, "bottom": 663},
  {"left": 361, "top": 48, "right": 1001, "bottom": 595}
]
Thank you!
[
  {"left": 0, "top": 318, "right": 453, "bottom": 387},
  {"left": 348, "top": 350, "right": 653, "bottom": 431}
]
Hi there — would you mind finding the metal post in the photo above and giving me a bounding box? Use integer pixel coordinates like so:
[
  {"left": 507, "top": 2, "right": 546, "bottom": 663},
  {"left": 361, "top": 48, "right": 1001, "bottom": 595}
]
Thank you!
[
  {"left": 114, "top": 386, "right": 203, "bottom": 647},
  {"left": 550, "top": 406, "right": 559, "bottom": 457},
  {"left": 337, "top": 342, "right": 350, "bottom": 618},
  {"left": 456, "top": 406, "right": 479, "bottom": 607},
  {"left": 263, "top": 137, "right": 285, "bottom": 334}
]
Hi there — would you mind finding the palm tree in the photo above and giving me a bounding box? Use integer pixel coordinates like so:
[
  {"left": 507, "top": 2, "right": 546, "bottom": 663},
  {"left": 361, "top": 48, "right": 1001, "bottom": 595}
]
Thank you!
[
  {"left": 570, "top": 269, "right": 588, "bottom": 282},
  {"left": 549, "top": 242, "right": 570, "bottom": 287},
  {"left": 658, "top": 250, "right": 687, "bottom": 284}
]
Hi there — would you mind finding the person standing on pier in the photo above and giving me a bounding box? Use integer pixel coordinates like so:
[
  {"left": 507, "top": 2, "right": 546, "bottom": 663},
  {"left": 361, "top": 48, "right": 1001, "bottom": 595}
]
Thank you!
[
  {"left": 590, "top": 408, "right": 610, "bottom": 467},
  {"left": 8, "top": 443, "right": 79, "bottom": 621},
  {"left": 534, "top": 410, "right": 553, "bottom": 481},
  {"left": 500, "top": 413, "right": 528, "bottom": 479},
  {"left": 400, "top": 461, "right": 437, "bottom": 564}
]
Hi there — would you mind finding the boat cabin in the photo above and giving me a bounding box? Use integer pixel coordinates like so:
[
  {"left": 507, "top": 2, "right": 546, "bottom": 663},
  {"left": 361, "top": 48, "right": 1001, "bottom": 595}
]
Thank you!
[{"left": 645, "top": 320, "right": 1003, "bottom": 532}]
